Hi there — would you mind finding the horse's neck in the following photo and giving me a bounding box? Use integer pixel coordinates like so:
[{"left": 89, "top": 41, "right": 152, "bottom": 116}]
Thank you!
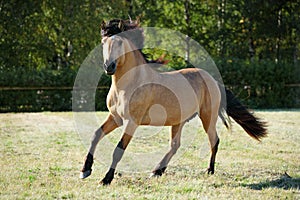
[{"left": 112, "top": 50, "right": 157, "bottom": 89}]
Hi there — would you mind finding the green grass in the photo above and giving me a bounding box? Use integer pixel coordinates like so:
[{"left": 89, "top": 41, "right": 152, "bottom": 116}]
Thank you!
[{"left": 0, "top": 111, "right": 299, "bottom": 199}]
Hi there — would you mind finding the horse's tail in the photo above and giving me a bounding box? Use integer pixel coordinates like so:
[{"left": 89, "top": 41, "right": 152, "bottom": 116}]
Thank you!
[{"left": 218, "top": 85, "right": 267, "bottom": 141}]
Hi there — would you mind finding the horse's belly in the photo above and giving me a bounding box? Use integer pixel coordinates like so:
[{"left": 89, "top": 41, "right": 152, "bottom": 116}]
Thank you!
[{"left": 137, "top": 98, "right": 198, "bottom": 126}]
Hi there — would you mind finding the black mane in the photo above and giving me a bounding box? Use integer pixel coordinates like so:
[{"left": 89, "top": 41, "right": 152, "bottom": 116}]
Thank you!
[{"left": 101, "top": 19, "right": 162, "bottom": 64}]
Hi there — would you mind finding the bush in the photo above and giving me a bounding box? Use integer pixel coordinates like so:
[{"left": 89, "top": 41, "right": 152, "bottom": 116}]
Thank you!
[
  {"left": 217, "top": 59, "right": 300, "bottom": 108},
  {"left": 0, "top": 59, "right": 299, "bottom": 112},
  {"left": 0, "top": 67, "right": 110, "bottom": 112}
]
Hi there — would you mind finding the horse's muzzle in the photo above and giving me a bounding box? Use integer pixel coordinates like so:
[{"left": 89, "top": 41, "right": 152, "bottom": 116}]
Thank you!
[{"left": 103, "top": 61, "right": 116, "bottom": 75}]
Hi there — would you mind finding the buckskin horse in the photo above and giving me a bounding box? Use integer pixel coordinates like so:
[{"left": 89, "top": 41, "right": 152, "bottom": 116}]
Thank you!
[{"left": 80, "top": 19, "right": 267, "bottom": 185}]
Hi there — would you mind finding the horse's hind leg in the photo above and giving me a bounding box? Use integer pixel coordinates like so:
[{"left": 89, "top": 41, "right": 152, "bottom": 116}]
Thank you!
[
  {"left": 151, "top": 123, "right": 184, "bottom": 177},
  {"left": 80, "top": 114, "right": 120, "bottom": 179},
  {"left": 199, "top": 110, "right": 219, "bottom": 175}
]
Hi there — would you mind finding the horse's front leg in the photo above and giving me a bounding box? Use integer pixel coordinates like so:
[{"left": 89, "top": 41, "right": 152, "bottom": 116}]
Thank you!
[
  {"left": 150, "top": 123, "right": 184, "bottom": 177},
  {"left": 100, "top": 121, "right": 137, "bottom": 185},
  {"left": 80, "top": 114, "right": 120, "bottom": 179}
]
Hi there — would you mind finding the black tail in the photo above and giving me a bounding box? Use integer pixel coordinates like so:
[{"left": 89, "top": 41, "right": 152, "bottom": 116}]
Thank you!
[{"left": 219, "top": 87, "right": 267, "bottom": 141}]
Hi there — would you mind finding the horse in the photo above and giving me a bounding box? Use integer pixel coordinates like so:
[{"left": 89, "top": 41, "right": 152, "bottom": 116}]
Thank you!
[{"left": 80, "top": 19, "right": 267, "bottom": 185}]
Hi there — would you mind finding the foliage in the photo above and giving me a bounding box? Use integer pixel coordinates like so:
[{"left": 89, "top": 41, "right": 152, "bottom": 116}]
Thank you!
[
  {"left": 0, "top": 0, "right": 299, "bottom": 112},
  {"left": 0, "top": 61, "right": 298, "bottom": 112},
  {"left": 217, "top": 59, "right": 300, "bottom": 108},
  {"left": 0, "top": 67, "right": 110, "bottom": 112}
]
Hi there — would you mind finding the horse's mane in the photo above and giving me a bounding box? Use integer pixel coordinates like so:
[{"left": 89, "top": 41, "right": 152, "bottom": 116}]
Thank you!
[{"left": 101, "top": 19, "right": 166, "bottom": 64}]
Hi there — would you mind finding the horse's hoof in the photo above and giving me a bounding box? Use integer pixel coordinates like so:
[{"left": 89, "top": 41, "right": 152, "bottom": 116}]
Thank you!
[
  {"left": 207, "top": 168, "right": 214, "bottom": 175},
  {"left": 150, "top": 167, "right": 166, "bottom": 178},
  {"left": 79, "top": 170, "right": 92, "bottom": 179},
  {"left": 149, "top": 172, "right": 160, "bottom": 178},
  {"left": 100, "top": 178, "right": 112, "bottom": 185}
]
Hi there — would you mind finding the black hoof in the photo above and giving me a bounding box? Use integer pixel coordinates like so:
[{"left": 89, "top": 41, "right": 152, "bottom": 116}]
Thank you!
[
  {"left": 207, "top": 168, "right": 215, "bottom": 175},
  {"left": 100, "top": 177, "right": 113, "bottom": 185},
  {"left": 151, "top": 167, "right": 167, "bottom": 177},
  {"left": 79, "top": 170, "right": 92, "bottom": 179},
  {"left": 100, "top": 168, "right": 115, "bottom": 185},
  {"left": 80, "top": 153, "right": 93, "bottom": 179}
]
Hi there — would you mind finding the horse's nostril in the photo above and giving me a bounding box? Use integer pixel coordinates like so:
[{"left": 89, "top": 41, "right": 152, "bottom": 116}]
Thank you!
[
  {"left": 108, "top": 62, "right": 116, "bottom": 71},
  {"left": 103, "top": 61, "right": 116, "bottom": 75}
]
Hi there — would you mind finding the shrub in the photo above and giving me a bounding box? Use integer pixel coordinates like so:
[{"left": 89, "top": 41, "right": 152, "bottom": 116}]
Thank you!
[{"left": 0, "top": 59, "right": 299, "bottom": 112}]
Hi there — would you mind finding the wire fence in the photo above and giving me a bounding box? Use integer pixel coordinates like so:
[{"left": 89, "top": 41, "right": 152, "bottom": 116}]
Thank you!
[
  {"left": 0, "top": 86, "right": 110, "bottom": 112},
  {"left": 0, "top": 84, "right": 299, "bottom": 113}
]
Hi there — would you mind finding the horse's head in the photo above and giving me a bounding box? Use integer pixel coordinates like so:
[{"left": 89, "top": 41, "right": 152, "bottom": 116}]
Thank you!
[
  {"left": 102, "top": 35, "right": 128, "bottom": 75},
  {"left": 101, "top": 18, "right": 168, "bottom": 76},
  {"left": 101, "top": 19, "right": 144, "bottom": 75}
]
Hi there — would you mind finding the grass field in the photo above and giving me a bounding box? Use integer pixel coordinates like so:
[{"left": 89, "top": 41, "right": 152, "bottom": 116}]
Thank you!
[{"left": 0, "top": 111, "right": 299, "bottom": 199}]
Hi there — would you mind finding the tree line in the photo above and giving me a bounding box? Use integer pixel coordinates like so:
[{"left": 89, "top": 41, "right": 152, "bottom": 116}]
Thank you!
[{"left": 0, "top": 0, "right": 299, "bottom": 111}]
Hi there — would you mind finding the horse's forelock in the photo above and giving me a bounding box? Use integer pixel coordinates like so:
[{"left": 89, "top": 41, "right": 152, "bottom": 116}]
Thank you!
[
  {"left": 101, "top": 19, "right": 140, "bottom": 37},
  {"left": 101, "top": 19, "right": 165, "bottom": 64}
]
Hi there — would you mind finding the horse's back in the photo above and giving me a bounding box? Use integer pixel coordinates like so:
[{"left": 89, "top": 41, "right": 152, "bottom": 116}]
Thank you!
[{"left": 165, "top": 68, "right": 220, "bottom": 99}]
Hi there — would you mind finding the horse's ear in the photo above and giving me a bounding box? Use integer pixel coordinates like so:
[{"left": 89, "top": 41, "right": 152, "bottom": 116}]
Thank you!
[
  {"left": 118, "top": 20, "right": 125, "bottom": 31},
  {"left": 101, "top": 20, "right": 106, "bottom": 30}
]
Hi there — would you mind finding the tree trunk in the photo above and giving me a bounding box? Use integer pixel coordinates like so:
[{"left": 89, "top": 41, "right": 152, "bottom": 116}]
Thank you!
[
  {"left": 184, "top": 0, "right": 191, "bottom": 63},
  {"left": 276, "top": 9, "right": 282, "bottom": 63},
  {"left": 218, "top": 0, "right": 226, "bottom": 57}
]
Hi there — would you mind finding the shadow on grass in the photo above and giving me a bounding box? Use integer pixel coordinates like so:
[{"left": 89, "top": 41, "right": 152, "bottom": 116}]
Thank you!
[{"left": 244, "top": 174, "right": 300, "bottom": 190}]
